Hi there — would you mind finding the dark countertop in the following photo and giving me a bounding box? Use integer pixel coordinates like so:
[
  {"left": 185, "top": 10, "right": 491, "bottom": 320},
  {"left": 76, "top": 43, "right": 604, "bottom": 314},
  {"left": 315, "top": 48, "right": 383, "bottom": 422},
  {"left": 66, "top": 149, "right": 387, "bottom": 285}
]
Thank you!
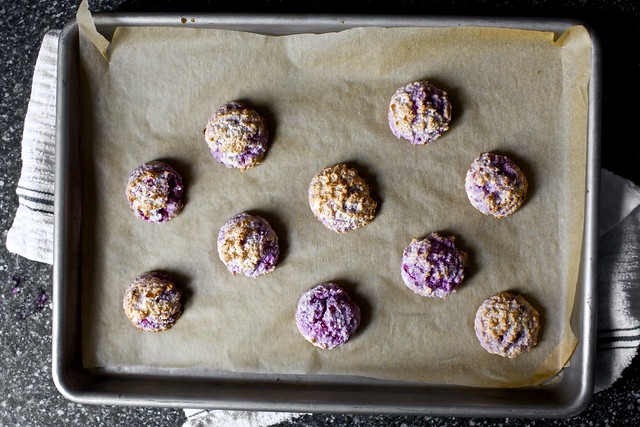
[{"left": 1, "top": 1, "right": 639, "bottom": 426}]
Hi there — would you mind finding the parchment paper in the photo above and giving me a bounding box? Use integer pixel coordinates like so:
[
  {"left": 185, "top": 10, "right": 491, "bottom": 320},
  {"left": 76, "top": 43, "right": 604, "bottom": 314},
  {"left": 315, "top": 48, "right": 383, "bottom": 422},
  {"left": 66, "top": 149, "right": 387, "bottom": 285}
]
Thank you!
[{"left": 77, "top": 16, "right": 592, "bottom": 387}]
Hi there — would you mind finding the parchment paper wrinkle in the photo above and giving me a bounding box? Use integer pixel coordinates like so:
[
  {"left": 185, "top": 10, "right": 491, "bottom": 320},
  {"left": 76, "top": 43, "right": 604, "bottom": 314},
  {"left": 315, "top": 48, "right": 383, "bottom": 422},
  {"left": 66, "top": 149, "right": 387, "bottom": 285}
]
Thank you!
[
  {"left": 78, "top": 23, "right": 591, "bottom": 387},
  {"left": 77, "top": 0, "right": 110, "bottom": 60}
]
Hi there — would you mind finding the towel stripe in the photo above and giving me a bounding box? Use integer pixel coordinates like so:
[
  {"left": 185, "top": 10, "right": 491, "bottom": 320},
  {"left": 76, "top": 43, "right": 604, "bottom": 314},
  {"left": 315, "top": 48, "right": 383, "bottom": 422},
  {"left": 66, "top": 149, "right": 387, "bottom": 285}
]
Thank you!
[
  {"left": 19, "top": 197, "right": 55, "bottom": 213},
  {"left": 186, "top": 410, "right": 207, "bottom": 418},
  {"left": 597, "top": 325, "right": 640, "bottom": 334},
  {"left": 597, "top": 346, "right": 639, "bottom": 351},
  {"left": 598, "top": 335, "right": 640, "bottom": 344},
  {"left": 17, "top": 186, "right": 54, "bottom": 198},
  {"left": 21, "top": 204, "right": 54, "bottom": 215},
  {"left": 597, "top": 329, "right": 640, "bottom": 340},
  {"left": 18, "top": 194, "right": 54, "bottom": 206}
]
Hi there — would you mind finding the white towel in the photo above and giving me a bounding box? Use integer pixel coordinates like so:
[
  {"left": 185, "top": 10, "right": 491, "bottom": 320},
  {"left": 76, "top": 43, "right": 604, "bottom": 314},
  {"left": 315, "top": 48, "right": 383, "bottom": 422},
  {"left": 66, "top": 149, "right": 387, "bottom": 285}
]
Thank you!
[
  {"left": 594, "top": 169, "right": 640, "bottom": 393},
  {"left": 7, "top": 30, "right": 640, "bottom": 426},
  {"left": 5, "top": 30, "right": 58, "bottom": 265}
]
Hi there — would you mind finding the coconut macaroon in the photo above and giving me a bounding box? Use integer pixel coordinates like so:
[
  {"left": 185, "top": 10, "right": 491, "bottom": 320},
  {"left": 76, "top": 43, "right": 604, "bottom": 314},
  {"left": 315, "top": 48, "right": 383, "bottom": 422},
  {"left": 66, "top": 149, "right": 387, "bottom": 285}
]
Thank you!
[
  {"left": 388, "top": 80, "right": 452, "bottom": 145},
  {"left": 122, "top": 272, "right": 183, "bottom": 332},
  {"left": 465, "top": 152, "right": 528, "bottom": 218},
  {"left": 400, "top": 233, "right": 468, "bottom": 298},
  {"left": 474, "top": 291, "right": 541, "bottom": 358},
  {"left": 217, "top": 212, "right": 280, "bottom": 278},
  {"left": 125, "top": 160, "right": 185, "bottom": 223},
  {"left": 203, "top": 101, "right": 269, "bottom": 171},
  {"left": 308, "top": 163, "right": 377, "bottom": 233},
  {"left": 295, "top": 283, "right": 361, "bottom": 350}
]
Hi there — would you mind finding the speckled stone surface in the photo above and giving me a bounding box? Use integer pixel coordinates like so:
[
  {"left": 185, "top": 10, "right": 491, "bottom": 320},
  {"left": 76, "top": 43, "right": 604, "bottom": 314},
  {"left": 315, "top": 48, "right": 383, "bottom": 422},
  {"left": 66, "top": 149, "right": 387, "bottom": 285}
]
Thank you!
[{"left": 1, "top": 1, "right": 639, "bottom": 426}]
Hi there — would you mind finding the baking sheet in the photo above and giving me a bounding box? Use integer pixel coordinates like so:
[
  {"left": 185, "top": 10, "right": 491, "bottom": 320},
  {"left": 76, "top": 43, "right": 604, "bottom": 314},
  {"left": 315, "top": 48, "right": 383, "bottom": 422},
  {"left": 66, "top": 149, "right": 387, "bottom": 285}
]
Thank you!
[{"left": 77, "top": 14, "right": 591, "bottom": 388}]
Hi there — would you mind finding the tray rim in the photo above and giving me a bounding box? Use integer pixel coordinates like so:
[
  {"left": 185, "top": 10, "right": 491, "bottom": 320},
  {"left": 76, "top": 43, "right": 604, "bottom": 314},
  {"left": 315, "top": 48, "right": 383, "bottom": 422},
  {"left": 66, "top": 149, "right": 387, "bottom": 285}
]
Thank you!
[{"left": 52, "top": 13, "right": 600, "bottom": 417}]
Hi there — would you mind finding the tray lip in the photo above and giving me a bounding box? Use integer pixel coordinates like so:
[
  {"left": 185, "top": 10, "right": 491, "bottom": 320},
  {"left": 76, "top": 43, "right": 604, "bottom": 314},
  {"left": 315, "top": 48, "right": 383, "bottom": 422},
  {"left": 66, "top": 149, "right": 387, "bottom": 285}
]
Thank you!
[{"left": 52, "top": 13, "right": 600, "bottom": 417}]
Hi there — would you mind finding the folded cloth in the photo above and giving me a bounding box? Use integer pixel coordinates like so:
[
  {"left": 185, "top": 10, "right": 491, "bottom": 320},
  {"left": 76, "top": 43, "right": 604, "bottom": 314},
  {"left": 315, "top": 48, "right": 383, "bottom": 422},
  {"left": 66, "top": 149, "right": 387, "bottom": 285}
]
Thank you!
[
  {"left": 182, "top": 409, "right": 305, "bottom": 427},
  {"left": 6, "top": 30, "right": 59, "bottom": 265},
  {"left": 594, "top": 170, "right": 640, "bottom": 393},
  {"left": 6, "top": 30, "right": 640, "bottom": 425}
]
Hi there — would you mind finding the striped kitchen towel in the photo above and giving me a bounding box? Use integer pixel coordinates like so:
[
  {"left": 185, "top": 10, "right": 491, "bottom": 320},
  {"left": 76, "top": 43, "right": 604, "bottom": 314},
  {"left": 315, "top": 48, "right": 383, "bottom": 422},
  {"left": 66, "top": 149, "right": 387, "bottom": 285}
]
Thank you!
[
  {"left": 594, "top": 169, "right": 640, "bottom": 392},
  {"left": 5, "top": 30, "right": 59, "bottom": 265},
  {"left": 6, "top": 29, "right": 640, "bottom": 425}
]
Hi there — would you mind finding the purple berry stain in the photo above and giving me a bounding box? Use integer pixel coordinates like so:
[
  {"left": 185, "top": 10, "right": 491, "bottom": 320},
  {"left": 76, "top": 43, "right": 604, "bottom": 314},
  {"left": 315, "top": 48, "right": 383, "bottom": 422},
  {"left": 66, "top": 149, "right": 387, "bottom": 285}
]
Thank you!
[
  {"left": 36, "top": 290, "right": 49, "bottom": 310},
  {"left": 8, "top": 275, "right": 50, "bottom": 320},
  {"left": 11, "top": 275, "right": 21, "bottom": 294}
]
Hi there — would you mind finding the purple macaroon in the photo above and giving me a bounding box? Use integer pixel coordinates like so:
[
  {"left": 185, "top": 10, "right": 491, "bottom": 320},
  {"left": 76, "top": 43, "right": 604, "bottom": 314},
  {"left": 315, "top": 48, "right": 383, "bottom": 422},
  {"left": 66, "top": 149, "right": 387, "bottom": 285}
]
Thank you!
[
  {"left": 122, "top": 272, "right": 183, "bottom": 332},
  {"left": 388, "top": 80, "right": 452, "bottom": 145},
  {"left": 295, "top": 283, "right": 361, "bottom": 350},
  {"left": 401, "top": 233, "right": 468, "bottom": 298},
  {"left": 126, "top": 160, "right": 184, "bottom": 223},
  {"left": 465, "top": 152, "right": 528, "bottom": 218},
  {"left": 204, "top": 102, "right": 269, "bottom": 171},
  {"left": 217, "top": 213, "right": 280, "bottom": 278},
  {"left": 474, "top": 291, "right": 540, "bottom": 358}
]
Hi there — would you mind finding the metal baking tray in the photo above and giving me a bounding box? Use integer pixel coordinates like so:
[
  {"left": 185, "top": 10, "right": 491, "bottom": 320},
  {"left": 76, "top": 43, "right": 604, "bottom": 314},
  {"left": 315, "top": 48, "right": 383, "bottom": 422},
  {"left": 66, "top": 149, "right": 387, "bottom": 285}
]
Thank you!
[{"left": 53, "top": 14, "right": 600, "bottom": 417}]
